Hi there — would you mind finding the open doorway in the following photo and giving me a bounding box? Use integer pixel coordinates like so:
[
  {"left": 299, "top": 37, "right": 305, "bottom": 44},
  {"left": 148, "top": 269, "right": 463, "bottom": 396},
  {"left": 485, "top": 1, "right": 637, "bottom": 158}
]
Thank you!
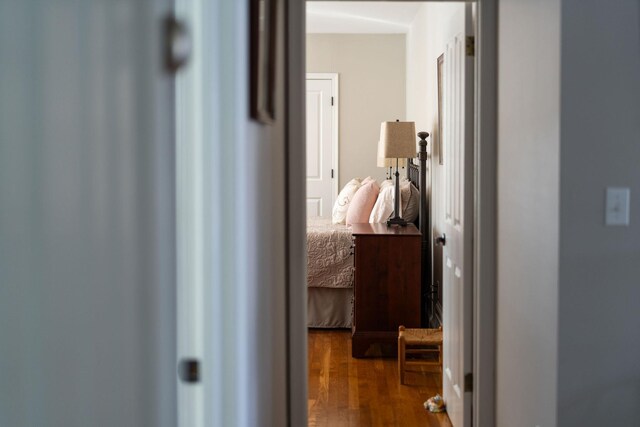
[
  {"left": 296, "top": 2, "right": 500, "bottom": 425},
  {"left": 306, "top": 2, "right": 473, "bottom": 425}
]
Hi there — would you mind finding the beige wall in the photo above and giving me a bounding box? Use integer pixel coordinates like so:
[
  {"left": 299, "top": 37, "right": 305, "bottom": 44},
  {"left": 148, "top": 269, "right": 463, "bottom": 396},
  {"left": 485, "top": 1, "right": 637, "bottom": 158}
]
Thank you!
[
  {"left": 406, "top": 2, "right": 464, "bottom": 258},
  {"left": 307, "top": 34, "right": 406, "bottom": 189}
]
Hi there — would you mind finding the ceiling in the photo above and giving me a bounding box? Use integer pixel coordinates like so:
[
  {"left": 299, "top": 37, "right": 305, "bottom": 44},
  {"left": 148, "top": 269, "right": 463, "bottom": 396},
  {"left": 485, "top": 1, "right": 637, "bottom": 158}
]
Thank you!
[{"left": 306, "top": 2, "right": 423, "bottom": 34}]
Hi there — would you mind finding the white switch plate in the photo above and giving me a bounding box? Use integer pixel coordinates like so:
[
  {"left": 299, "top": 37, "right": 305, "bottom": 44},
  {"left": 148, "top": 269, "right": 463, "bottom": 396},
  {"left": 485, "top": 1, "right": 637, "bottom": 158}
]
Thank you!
[{"left": 605, "top": 187, "right": 630, "bottom": 226}]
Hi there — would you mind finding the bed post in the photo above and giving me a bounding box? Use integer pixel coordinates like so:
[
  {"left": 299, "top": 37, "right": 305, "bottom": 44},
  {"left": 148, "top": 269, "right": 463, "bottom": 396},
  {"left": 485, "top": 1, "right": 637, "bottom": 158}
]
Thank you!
[{"left": 417, "top": 131, "right": 430, "bottom": 327}]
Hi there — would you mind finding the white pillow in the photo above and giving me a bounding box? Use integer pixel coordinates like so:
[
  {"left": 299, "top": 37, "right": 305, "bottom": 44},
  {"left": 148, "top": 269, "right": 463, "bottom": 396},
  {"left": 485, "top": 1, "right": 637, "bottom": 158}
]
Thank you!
[
  {"left": 388, "top": 179, "right": 411, "bottom": 217},
  {"left": 379, "top": 179, "right": 393, "bottom": 190},
  {"left": 332, "top": 178, "right": 362, "bottom": 224},
  {"left": 369, "top": 184, "right": 395, "bottom": 223}
]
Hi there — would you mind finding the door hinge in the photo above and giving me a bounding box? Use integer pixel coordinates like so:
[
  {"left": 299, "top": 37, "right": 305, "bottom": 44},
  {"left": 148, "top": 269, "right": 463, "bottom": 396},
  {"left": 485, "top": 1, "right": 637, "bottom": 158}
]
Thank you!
[
  {"left": 331, "top": 169, "right": 334, "bottom": 178},
  {"left": 464, "top": 372, "right": 473, "bottom": 392},
  {"left": 466, "top": 36, "right": 475, "bottom": 57},
  {"left": 164, "top": 14, "right": 191, "bottom": 74},
  {"left": 331, "top": 96, "right": 334, "bottom": 106}
]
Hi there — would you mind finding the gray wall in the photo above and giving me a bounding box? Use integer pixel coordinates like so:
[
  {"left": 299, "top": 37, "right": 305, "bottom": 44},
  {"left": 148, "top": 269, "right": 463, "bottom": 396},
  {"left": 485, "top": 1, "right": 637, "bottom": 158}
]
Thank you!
[
  {"left": 0, "top": 1, "right": 297, "bottom": 425},
  {"left": 174, "top": 0, "right": 291, "bottom": 424},
  {"left": 497, "top": 0, "right": 561, "bottom": 425},
  {"left": 236, "top": 0, "right": 289, "bottom": 424},
  {"left": 307, "top": 34, "right": 406, "bottom": 188},
  {"left": 0, "top": 2, "right": 176, "bottom": 426},
  {"left": 557, "top": 1, "right": 640, "bottom": 425},
  {"left": 498, "top": 1, "right": 640, "bottom": 426},
  {"left": 177, "top": 1, "right": 302, "bottom": 423}
]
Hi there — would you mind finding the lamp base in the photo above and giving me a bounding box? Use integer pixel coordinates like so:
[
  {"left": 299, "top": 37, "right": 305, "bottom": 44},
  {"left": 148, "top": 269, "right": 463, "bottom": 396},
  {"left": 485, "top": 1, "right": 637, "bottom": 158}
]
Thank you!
[
  {"left": 387, "top": 216, "right": 408, "bottom": 227},
  {"left": 388, "top": 162, "right": 409, "bottom": 227}
]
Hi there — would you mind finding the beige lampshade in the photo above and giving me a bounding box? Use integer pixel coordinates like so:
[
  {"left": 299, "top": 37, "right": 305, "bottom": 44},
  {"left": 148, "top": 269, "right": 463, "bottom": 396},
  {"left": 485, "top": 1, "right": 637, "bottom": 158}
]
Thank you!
[
  {"left": 377, "top": 139, "right": 407, "bottom": 167},
  {"left": 377, "top": 157, "right": 408, "bottom": 168},
  {"left": 378, "top": 121, "right": 417, "bottom": 159}
]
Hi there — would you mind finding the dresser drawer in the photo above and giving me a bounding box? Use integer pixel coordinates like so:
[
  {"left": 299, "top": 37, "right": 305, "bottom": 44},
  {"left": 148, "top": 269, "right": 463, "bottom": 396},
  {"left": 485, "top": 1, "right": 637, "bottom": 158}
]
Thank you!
[{"left": 351, "top": 223, "right": 421, "bottom": 357}]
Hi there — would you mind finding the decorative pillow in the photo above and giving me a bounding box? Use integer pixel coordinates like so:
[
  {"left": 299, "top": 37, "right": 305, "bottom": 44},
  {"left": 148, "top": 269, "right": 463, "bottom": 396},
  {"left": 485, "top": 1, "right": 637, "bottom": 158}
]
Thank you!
[
  {"left": 399, "top": 178, "right": 411, "bottom": 215},
  {"left": 386, "top": 179, "right": 411, "bottom": 217},
  {"left": 346, "top": 180, "right": 380, "bottom": 225},
  {"left": 379, "top": 179, "right": 394, "bottom": 190},
  {"left": 369, "top": 184, "right": 395, "bottom": 223},
  {"left": 402, "top": 184, "right": 420, "bottom": 223},
  {"left": 360, "top": 176, "right": 375, "bottom": 186},
  {"left": 332, "top": 178, "right": 362, "bottom": 224}
]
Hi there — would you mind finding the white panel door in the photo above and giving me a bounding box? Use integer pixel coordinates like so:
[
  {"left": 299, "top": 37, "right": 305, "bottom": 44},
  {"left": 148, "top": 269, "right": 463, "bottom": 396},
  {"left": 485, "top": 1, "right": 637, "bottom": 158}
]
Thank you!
[
  {"left": 306, "top": 78, "right": 335, "bottom": 218},
  {"left": 442, "top": 4, "right": 474, "bottom": 427},
  {"left": 0, "top": 2, "right": 176, "bottom": 426}
]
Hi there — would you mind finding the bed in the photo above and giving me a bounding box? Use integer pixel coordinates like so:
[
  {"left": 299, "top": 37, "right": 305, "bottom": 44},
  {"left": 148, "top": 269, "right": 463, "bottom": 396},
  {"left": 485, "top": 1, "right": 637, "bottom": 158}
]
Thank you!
[
  {"left": 307, "top": 147, "right": 430, "bottom": 329},
  {"left": 306, "top": 218, "right": 354, "bottom": 328}
]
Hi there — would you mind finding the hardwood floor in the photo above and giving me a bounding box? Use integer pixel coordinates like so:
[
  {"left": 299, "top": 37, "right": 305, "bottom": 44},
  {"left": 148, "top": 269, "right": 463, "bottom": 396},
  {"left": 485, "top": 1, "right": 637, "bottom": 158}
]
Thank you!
[{"left": 308, "top": 329, "right": 453, "bottom": 427}]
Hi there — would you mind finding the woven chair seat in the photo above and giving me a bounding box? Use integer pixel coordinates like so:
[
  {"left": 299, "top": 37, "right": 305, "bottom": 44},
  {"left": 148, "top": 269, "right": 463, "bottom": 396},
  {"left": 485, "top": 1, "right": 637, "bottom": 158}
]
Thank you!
[{"left": 402, "top": 328, "right": 443, "bottom": 346}]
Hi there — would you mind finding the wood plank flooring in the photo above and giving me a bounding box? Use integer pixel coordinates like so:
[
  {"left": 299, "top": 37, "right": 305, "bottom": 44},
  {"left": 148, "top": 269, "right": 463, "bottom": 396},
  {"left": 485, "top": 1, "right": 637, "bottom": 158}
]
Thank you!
[{"left": 308, "top": 329, "right": 453, "bottom": 427}]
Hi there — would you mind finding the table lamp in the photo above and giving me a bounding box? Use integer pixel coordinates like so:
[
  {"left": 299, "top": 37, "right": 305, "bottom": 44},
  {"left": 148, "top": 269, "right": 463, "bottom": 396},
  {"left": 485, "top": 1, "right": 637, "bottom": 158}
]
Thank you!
[{"left": 378, "top": 120, "right": 416, "bottom": 226}]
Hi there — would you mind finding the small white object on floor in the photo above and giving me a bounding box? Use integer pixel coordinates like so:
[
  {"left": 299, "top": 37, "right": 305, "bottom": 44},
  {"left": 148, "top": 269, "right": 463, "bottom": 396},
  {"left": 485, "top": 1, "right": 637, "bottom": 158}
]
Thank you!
[{"left": 424, "top": 394, "right": 446, "bottom": 413}]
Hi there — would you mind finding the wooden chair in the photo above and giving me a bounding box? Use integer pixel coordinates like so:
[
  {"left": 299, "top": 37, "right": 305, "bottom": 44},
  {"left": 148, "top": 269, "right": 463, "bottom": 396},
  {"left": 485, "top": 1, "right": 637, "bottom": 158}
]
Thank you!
[{"left": 398, "top": 325, "right": 443, "bottom": 385}]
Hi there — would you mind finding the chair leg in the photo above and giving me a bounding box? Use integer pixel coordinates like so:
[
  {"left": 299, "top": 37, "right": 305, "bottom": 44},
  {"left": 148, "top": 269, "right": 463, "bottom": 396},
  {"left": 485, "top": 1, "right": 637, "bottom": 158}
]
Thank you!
[{"left": 398, "top": 326, "right": 405, "bottom": 385}]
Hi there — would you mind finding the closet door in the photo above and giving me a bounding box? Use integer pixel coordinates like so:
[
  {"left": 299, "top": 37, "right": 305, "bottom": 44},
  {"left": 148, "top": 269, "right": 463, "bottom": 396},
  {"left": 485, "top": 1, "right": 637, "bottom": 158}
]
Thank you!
[
  {"left": 0, "top": 2, "right": 176, "bottom": 426},
  {"left": 306, "top": 75, "right": 337, "bottom": 218}
]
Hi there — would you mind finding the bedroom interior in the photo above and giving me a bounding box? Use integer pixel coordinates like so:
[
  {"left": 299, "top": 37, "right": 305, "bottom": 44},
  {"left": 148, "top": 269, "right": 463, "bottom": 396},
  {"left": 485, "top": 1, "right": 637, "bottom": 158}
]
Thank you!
[{"left": 305, "top": 2, "right": 471, "bottom": 425}]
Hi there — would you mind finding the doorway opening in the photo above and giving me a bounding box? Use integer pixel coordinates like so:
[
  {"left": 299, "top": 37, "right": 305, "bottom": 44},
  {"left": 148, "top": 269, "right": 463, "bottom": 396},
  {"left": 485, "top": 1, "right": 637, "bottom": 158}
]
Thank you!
[{"left": 300, "top": 1, "right": 496, "bottom": 426}]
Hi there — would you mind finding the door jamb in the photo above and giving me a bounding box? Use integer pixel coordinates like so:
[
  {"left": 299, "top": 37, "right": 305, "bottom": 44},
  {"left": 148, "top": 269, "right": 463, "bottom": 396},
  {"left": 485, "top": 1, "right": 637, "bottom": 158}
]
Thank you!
[
  {"left": 306, "top": 72, "right": 340, "bottom": 205},
  {"left": 285, "top": 1, "right": 309, "bottom": 426},
  {"left": 472, "top": 1, "right": 497, "bottom": 426}
]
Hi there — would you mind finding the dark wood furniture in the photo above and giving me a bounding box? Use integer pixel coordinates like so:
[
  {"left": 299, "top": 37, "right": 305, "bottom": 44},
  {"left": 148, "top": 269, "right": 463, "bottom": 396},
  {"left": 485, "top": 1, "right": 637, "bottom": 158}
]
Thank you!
[
  {"left": 351, "top": 223, "right": 422, "bottom": 357},
  {"left": 408, "top": 132, "right": 441, "bottom": 328}
]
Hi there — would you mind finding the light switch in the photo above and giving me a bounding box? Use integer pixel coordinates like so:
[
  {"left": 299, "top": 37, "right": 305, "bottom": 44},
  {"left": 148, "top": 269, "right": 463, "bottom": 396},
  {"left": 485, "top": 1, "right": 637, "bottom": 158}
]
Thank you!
[{"left": 605, "top": 187, "right": 630, "bottom": 226}]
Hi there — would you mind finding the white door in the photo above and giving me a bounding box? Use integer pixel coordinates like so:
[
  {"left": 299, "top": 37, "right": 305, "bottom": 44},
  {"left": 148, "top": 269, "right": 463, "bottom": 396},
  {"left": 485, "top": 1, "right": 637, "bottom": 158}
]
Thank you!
[
  {"left": 441, "top": 4, "right": 474, "bottom": 427},
  {"left": 306, "top": 77, "right": 336, "bottom": 218},
  {"left": 0, "top": 2, "right": 176, "bottom": 426}
]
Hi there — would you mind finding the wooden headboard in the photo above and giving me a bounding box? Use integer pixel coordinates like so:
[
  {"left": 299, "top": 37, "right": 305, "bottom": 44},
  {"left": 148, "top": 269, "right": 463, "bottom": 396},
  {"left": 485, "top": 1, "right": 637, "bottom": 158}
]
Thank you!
[{"left": 407, "top": 136, "right": 436, "bottom": 327}]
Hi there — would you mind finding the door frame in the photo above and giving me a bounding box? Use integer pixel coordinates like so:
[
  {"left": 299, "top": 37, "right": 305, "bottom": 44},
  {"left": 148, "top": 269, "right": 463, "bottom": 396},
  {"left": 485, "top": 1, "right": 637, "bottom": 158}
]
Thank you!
[
  {"left": 306, "top": 72, "right": 340, "bottom": 206},
  {"left": 286, "top": 1, "right": 497, "bottom": 426}
]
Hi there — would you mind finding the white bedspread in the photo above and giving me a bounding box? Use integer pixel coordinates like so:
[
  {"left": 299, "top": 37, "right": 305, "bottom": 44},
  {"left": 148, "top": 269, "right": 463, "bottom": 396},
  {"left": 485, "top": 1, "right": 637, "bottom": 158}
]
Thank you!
[{"left": 307, "top": 218, "right": 354, "bottom": 289}]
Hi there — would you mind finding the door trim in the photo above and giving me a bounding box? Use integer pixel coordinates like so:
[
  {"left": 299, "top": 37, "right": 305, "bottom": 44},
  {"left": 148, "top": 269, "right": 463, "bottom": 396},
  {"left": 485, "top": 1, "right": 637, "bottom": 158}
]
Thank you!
[
  {"left": 306, "top": 72, "right": 339, "bottom": 204},
  {"left": 286, "top": 1, "right": 308, "bottom": 426},
  {"left": 472, "top": 1, "right": 497, "bottom": 426}
]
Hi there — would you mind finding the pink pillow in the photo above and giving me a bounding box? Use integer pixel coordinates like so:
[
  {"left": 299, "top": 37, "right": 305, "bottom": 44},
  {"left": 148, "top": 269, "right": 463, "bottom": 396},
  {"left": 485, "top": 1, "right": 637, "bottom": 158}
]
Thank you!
[
  {"left": 361, "top": 176, "right": 374, "bottom": 186},
  {"left": 346, "top": 181, "right": 380, "bottom": 225}
]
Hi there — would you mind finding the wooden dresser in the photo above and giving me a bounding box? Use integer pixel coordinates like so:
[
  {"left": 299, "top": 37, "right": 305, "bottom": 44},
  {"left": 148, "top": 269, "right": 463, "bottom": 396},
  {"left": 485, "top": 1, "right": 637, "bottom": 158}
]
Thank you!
[{"left": 351, "top": 223, "right": 421, "bottom": 357}]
